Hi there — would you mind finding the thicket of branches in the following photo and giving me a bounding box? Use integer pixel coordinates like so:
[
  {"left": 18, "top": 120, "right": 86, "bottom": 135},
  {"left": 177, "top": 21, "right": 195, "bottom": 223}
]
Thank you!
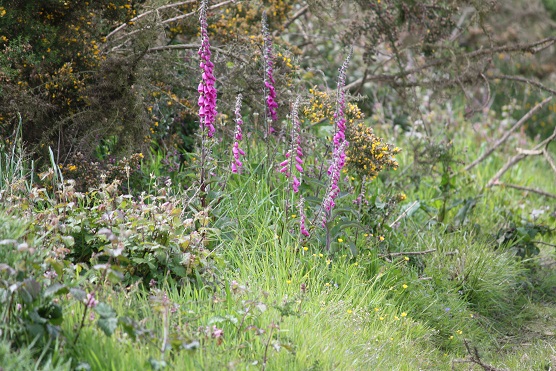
[{"left": 1, "top": 0, "right": 555, "bottom": 163}]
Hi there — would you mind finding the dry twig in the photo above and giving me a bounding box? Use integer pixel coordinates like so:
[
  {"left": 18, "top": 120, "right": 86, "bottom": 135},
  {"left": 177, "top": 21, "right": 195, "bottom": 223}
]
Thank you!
[
  {"left": 465, "top": 97, "right": 552, "bottom": 171},
  {"left": 379, "top": 249, "right": 437, "bottom": 258},
  {"left": 105, "top": 1, "right": 196, "bottom": 40},
  {"left": 491, "top": 183, "right": 556, "bottom": 199},
  {"left": 451, "top": 340, "right": 505, "bottom": 371},
  {"left": 344, "top": 37, "right": 556, "bottom": 90},
  {"left": 486, "top": 126, "right": 556, "bottom": 188},
  {"left": 146, "top": 43, "right": 249, "bottom": 64}
]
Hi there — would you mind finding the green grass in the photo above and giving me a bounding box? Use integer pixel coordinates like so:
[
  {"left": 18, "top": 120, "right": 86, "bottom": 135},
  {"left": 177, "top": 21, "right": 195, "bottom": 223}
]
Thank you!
[{"left": 1, "top": 111, "right": 555, "bottom": 370}]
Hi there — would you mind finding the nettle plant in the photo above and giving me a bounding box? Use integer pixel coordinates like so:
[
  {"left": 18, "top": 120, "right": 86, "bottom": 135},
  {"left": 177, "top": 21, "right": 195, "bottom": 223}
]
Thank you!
[{"left": 189, "top": 0, "right": 403, "bottom": 256}]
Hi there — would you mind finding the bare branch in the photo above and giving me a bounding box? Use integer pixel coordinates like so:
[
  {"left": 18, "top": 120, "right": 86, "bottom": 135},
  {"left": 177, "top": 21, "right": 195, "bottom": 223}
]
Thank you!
[
  {"left": 543, "top": 149, "right": 556, "bottom": 175},
  {"left": 463, "top": 339, "right": 504, "bottom": 371},
  {"left": 106, "top": 1, "right": 196, "bottom": 40},
  {"left": 491, "top": 183, "right": 556, "bottom": 199},
  {"left": 465, "top": 97, "right": 552, "bottom": 171},
  {"left": 162, "top": 0, "right": 235, "bottom": 25},
  {"left": 389, "top": 200, "right": 419, "bottom": 227},
  {"left": 532, "top": 240, "right": 556, "bottom": 248},
  {"left": 344, "top": 37, "right": 556, "bottom": 91},
  {"left": 379, "top": 249, "right": 437, "bottom": 258},
  {"left": 490, "top": 75, "right": 556, "bottom": 96},
  {"left": 146, "top": 43, "right": 249, "bottom": 64},
  {"left": 105, "top": 0, "right": 235, "bottom": 48},
  {"left": 487, "top": 126, "right": 556, "bottom": 187},
  {"left": 274, "top": 4, "right": 310, "bottom": 37}
]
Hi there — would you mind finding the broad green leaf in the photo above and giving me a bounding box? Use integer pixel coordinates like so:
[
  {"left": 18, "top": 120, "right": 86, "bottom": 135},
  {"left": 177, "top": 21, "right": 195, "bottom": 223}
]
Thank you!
[
  {"left": 98, "top": 316, "right": 118, "bottom": 336},
  {"left": 95, "top": 302, "right": 117, "bottom": 319},
  {"left": 43, "top": 283, "right": 68, "bottom": 298}
]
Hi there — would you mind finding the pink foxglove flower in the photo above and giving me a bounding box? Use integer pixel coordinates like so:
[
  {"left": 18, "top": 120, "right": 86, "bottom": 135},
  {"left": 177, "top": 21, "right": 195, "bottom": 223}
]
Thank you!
[
  {"left": 299, "top": 195, "right": 310, "bottom": 237},
  {"left": 322, "top": 141, "right": 349, "bottom": 226},
  {"left": 84, "top": 292, "right": 99, "bottom": 309},
  {"left": 332, "top": 50, "right": 352, "bottom": 149},
  {"left": 262, "top": 12, "right": 278, "bottom": 126},
  {"left": 231, "top": 94, "right": 245, "bottom": 173},
  {"left": 197, "top": 0, "right": 217, "bottom": 137},
  {"left": 279, "top": 97, "right": 304, "bottom": 192},
  {"left": 322, "top": 51, "right": 352, "bottom": 225}
]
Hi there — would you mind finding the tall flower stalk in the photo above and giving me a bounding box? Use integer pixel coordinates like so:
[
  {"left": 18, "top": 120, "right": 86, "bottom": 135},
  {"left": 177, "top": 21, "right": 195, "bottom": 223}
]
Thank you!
[
  {"left": 231, "top": 94, "right": 245, "bottom": 173},
  {"left": 298, "top": 195, "right": 310, "bottom": 237},
  {"left": 321, "top": 52, "right": 352, "bottom": 228},
  {"left": 321, "top": 140, "right": 348, "bottom": 226},
  {"left": 262, "top": 12, "right": 278, "bottom": 133},
  {"left": 198, "top": 0, "right": 217, "bottom": 137},
  {"left": 279, "top": 97, "right": 303, "bottom": 192},
  {"left": 332, "top": 49, "right": 352, "bottom": 149},
  {"left": 197, "top": 0, "right": 217, "bottom": 208}
]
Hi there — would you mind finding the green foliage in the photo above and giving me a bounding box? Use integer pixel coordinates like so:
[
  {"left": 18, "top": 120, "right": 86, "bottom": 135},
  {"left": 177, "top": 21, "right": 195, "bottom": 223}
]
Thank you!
[
  {"left": 542, "top": 0, "right": 556, "bottom": 20},
  {"left": 1, "top": 0, "right": 556, "bottom": 369}
]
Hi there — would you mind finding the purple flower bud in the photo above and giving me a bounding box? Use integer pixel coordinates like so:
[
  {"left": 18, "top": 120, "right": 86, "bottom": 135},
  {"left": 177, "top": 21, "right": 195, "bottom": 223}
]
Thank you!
[
  {"left": 262, "top": 12, "right": 278, "bottom": 122},
  {"left": 230, "top": 94, "right": 245, "bottom": 173}
]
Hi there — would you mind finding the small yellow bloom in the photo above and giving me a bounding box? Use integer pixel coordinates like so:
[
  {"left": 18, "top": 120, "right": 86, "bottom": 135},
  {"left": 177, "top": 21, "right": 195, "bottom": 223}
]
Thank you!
[
  {"left": 291, "top": 214, "right": 297, "bottom": 219},
  {"left": 449, "top": 335, "right": 454, "bottom": 340},
  {"left": 402, "top": 284, "right": 408, "bottom": 289},
  {"left": 326, "top": 259, "right": 331, "bottom": 265},
  {"left": 347, "top": 309, "right": 352, "bottom": 314},
  {"left": 379, "top": 316, "right": 384, "bottom": 321},
  {"left": 286, "top": 280, "right": 291, "bottom": 284},
  {"left": 404, "top": 256, "right": 409, "bottom": 261},
  {"left": 303, "top": 246, "right": 308, "bottom": 251},
  {"left": 401, "top": 312, "right": 407, "bottom": 317},
  {"left": 318, "top": 253, "right": 323, "bottom": 258},
  {"left": 374, "top": 307, "right": 380, "bottom": 312},
  {"left": 337, "top": 238, "right": 343, "bottom": 243}
]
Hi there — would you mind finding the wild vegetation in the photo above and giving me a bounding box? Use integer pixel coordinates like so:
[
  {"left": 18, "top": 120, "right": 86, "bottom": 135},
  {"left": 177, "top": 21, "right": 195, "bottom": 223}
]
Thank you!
[{"left": 1, "top": 0, "right": 556, "bottom": 370}]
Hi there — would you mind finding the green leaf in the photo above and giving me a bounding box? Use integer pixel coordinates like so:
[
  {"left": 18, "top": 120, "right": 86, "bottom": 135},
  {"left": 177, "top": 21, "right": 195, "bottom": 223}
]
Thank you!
[
  {"left": 26, "top": 323, "right": 45, "bottom": 339},
  {"left": 19, "top": 279, "right": 41, "bottom": 304},
  {"left": 401, "top": 201, "right": 421, "bottom": 218},
  {"left": 148, "top": 358, "right": 168, "bottom": 370},
  {"left": 38, "top": 303, "right": 64, "bottom": 325},
  {"left": 43, "top": 283, "right": 68, "bottom": 298},
  {"left": 29, "top": 309, "right": 48, "bottom": 324},
  {"left": 70, "top": 288, "right": 87, "bottom": 302},
  {"left": 95, "top": 302, "right": 117, "bottom": 319},
  {"left": 61, "top": 235, "right": 75, "bottom": 247},
  {"left": 171, "top": 265, "right": 187, "bottom": 277},
  {"left": 207, "top": 316, "right": 226, "bottom": 325},
  {"left": 45, "top": 258, "right": 65, "bottom": 278},
  {"left": 348, "top": 242, "right": 358, "bottom": 256},
  {"left": 118, "top": 316, "right": 137, "bottom": 341},
  {"left": 98, "top": 316, "right": 118, "bottom": 336},
  {"left": 330, "top": 220, "right": 363, "bottom": 238}
]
